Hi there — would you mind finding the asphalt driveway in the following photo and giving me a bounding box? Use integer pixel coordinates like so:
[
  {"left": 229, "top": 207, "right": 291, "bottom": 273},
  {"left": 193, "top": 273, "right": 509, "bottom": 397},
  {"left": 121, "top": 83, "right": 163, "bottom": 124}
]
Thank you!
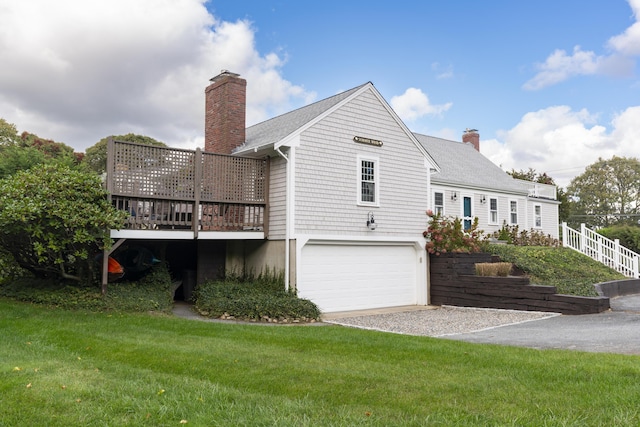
[{"left": 446, "top": 294, "right": 640, "bottom": 355}]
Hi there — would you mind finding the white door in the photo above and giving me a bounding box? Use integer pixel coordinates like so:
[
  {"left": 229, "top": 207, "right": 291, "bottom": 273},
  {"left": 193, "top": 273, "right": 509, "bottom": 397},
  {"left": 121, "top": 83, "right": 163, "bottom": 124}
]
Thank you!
[{"left": 298, "top": 243, "right": 418, "bottom": 313}]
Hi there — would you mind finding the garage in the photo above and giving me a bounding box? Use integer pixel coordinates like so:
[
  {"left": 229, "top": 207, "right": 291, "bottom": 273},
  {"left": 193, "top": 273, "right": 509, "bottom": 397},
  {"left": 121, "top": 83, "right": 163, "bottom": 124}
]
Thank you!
[{"left": 298, "top": 242, "right": 421, "bottom": 313}]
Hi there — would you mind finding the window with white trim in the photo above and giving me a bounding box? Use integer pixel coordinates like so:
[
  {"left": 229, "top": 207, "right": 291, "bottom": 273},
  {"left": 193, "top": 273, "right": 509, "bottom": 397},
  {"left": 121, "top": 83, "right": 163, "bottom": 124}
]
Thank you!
[
  {"left": 534, "top": 204, "right": 542, "bottom": 228},
  {"left": 357, "top": 156, "right": 379, "bottom": 206},
  {"left": 489, "top": 198, "right": 498, "bottom": 224},
  {"left": 509, "top": 200, "right": 518, "bottom": 225},
  {"left": 434, "top": 192, "right": 444, "bottom": 215}
]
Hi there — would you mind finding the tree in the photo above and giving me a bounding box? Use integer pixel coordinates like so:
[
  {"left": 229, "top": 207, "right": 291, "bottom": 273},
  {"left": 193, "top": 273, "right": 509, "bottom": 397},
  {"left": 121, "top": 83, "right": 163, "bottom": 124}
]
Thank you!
[
  {"left": 0, "top": 119, "right": 80, "bottom": 178},
  {"left": 0, "top": 118, "right": 19, "bottom": 144},
  {"left": 0, "top": 164, "right": 128, "bottom": 282},
  {"left": 19, "top": 131, "right": 78, "bottom": 160},
  {"left": 508, "top": 168, "right": 571, "bottom": 224},
  {"left": 84, "top": 133, "right": 166, "bottom": 174},
  {"left": 0, "top": 144, "right": 47, "bottom": 179},
  {"left": 508, "top": 168, "right": 554, "bottom": 185},
  {"left": 567, "top": 156, "right": 640, "bottom": 228}
]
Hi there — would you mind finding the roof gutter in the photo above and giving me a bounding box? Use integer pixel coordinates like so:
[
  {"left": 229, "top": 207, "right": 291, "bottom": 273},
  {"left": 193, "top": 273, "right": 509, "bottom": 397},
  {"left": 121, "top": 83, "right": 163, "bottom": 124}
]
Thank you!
[{"left": 431, "top": 180, "right": 530, "bottom": 197}]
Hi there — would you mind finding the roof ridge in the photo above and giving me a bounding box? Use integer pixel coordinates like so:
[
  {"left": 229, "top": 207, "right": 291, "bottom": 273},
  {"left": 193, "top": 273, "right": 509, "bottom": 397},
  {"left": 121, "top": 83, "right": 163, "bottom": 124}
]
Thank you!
[
  {"left": 412, "top": 132, "right": 463, "bottom": 145},
  {"left": 237, "top": 82, "right": 371, "bottom": 154},
  {"left": 246, "top": 82, "right": 370, "bottom": 131}
]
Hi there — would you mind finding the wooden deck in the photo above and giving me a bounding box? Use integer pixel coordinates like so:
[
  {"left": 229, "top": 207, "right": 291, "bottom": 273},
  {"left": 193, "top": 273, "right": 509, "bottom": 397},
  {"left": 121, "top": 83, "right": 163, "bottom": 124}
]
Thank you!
[{"left": 106, "top": 139, "right": 269, "bottom": 235}]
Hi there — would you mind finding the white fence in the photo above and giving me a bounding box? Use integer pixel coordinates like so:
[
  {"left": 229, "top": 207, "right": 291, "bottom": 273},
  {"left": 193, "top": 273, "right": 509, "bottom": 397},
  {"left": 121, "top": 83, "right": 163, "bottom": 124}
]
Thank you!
[{"left": 562, "top": 222, "right": 639, "bottom": 278}]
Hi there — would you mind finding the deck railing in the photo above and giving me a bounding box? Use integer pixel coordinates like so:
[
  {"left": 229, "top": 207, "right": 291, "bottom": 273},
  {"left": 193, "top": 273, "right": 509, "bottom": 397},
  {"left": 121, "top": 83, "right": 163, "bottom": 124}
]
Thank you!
[
  {"left": 562, "top": 222, "right": 639, "bottom": 278},
  {"left": 514, "top": 179, "right": 557, "bottom": 200},
  {"left": 106, "top": 138, "right": 269, "bottom": 232}
]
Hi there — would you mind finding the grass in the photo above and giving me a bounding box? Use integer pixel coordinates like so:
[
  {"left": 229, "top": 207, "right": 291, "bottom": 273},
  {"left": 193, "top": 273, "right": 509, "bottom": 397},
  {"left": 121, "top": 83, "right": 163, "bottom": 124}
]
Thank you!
[
  {"left": 2, "top": 298, "right": 640, "bottom": 426},
  {"left": 486, "top": 245, "right": 627, "bottom": 296},
  {"left": 475, "top": 262, "right": 512, "bottom": 277}
]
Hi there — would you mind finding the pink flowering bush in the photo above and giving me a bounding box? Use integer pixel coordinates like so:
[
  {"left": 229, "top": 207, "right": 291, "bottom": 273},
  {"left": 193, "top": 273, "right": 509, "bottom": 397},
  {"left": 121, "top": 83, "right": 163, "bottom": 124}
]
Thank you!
[{"left": 423, "top": 210, "right": 484, "bottom": 255}]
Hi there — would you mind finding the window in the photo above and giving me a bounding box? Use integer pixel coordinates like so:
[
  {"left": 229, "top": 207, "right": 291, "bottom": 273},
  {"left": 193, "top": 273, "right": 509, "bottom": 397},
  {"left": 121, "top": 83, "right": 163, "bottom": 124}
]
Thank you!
[
  {"left": 509, "top": 200, "right": 518, "bottom": 225},
  {"left": 358, "top": 156, "right": 379, "bottom": 205},
  {"left": 434, "top": 192, "right": 444, "bottom": 215},
  {"left": 489, "top": 198, "right": 498, "bottom": 224},
  {"left": 534, "top": 205, "right": 542, "bottom": 228}
]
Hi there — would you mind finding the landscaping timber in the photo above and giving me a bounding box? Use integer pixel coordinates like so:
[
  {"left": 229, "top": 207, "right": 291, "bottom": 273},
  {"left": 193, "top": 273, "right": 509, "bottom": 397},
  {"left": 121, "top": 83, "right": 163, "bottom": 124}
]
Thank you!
[{"left": 429, "top": 253, "right": 610, "bottom": 315}]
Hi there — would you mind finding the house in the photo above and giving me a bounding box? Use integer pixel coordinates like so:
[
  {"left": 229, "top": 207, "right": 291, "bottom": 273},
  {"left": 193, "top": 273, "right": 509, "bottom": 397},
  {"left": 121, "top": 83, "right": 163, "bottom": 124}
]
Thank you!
[
  {"left": 414, "top": 130, "right": 560, "bottom": 239},
  {"left": 211, "top": 72, "right": 441, "bottom": 313},
  {"left": 105, "top": 71, "right": 559, "bottom": 313}
]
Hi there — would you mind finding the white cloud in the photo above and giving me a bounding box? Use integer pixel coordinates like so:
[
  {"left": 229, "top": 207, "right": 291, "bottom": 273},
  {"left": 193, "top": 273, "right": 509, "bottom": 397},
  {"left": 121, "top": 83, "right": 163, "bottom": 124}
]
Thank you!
[
  {"left": 522, "top": 46, "right": 599, "bottom": 90},
  {"left": 479, "top": 105, "right": 640, "bottom": 188},
  {"left": 0, "top": 0, "right": 314, "bottom": 150},
  {"left": 431, "top": 62, "right": 454, "bottom": 80},
  {"left": 524, "top": 0, "right": 639, "bottom": 90},
  {"left": 522, "top": 46, "right": 634, "bottom": 90},
  {"left": 390, "top": 88, "right": 452, "bottom": 122},
  {"left": 609, "top": 105, "right": 640, "bottom": 153},
  {"left": 608, "top": 0, "right": 640, "bottom": 55}
]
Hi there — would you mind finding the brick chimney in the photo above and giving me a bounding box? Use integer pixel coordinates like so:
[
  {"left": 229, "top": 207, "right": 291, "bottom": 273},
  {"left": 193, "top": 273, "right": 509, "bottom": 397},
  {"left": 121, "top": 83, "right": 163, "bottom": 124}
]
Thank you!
[
  {"left": 462, "top": 128, "right": 480, "bottom": 151},
  {"left": 205, "top": 70, "right": 246, "bottom": 154}
]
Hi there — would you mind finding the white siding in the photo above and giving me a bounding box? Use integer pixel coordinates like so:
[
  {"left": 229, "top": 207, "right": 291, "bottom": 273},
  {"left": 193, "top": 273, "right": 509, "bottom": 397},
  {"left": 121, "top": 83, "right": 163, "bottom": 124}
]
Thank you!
[
  {"left": 430, "top": 186, "right": 462, "bottom": 218},
  {"left": 267, "top": 155, "right": 287, "bottom": 239},
  {"left": 431, "top": 184, "right": 541, "bottom": 236},
  {"left": 526, "top": 199, "right": 560, "bottom": 238},
  {"left": 293, "top": 89, "right": 430, "bottom": 237},
  {"left": 474, "top": 194, "right": 489, "bottom": 227}
]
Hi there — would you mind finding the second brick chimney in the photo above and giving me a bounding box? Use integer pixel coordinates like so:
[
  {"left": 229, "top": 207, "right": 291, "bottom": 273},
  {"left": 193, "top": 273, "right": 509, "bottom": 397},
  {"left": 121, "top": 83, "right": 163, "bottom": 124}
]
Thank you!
[
  {"left": 205, "top": 70, "right": 246, "bottom": 154},
  {"left": 462, "top": 128, "right": 480, "bottom": 151}
]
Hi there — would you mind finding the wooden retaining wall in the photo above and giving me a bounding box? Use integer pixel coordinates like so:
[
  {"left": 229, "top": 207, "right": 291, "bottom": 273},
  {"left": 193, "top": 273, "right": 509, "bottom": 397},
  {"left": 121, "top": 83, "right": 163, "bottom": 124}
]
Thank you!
[{"left": 429, "top": 253, "right": 610, "bottom": 315}]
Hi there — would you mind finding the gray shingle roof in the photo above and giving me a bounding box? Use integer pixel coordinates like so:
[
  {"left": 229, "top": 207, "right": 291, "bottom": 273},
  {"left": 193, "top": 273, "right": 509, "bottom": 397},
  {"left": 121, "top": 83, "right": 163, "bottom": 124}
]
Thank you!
[
  {"left": 413, "top": 133, "right": 527, "bottom": 194},
  {"left": 234, "top": 83, "right": 369, "bottom": 154},
  {"left": 234, "top": 83, "right": 524, "bottom": 196}
]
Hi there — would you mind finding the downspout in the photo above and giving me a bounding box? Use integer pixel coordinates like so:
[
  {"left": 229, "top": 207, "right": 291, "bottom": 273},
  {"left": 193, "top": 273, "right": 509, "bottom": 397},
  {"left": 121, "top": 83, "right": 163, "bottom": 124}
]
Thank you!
[{"left": 275, "top": 147, "right": 290, "bottom": 292}]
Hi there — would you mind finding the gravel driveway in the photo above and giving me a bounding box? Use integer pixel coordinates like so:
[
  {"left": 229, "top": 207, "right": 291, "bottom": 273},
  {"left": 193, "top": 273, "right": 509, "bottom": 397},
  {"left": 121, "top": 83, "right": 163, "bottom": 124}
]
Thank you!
[{"left": 323, "top": 305, "right": 559, "bottom": 337}]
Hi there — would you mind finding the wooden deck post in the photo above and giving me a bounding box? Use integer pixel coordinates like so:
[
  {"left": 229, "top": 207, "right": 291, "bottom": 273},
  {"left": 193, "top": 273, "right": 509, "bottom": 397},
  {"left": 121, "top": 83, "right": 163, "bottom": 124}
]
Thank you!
[{"left": 193, "top": 147, "right": 203, "bottom": 239}]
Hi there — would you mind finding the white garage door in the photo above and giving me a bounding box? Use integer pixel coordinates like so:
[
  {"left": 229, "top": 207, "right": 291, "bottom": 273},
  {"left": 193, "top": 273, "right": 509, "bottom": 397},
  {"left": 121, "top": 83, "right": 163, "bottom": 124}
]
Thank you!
[{"left": 298, "top": 243, "right": 418, "bottom": 313}]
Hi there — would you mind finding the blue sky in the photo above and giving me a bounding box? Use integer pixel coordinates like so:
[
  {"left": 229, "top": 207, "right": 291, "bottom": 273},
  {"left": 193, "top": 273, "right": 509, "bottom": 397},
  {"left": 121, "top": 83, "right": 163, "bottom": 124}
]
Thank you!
[{"left": 1, "top": 0, "right": 639, "bottom": 187}]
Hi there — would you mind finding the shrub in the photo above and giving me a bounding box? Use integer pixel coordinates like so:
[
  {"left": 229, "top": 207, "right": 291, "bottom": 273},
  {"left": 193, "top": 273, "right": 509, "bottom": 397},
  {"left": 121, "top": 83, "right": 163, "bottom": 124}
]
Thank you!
[
  {"left": 103, "top": 262, "right": 174, "bottom": 312},
  {"left": 598, "top": 225, "right": 640, "bottom": 253},
  {"left": 489, "top": 222, "right": 559, "bottom": 247},
  {"left": 0, "top": 263, "right": 174, "bottom": 312},
  {"left": 0, "top": 163, "right": 127, "bottom": 282},
  {"left": 0, "top": 277, "right": 105, "bottom": 310},
  {"left": 475, "top": 262, "right": 512, "bottom": 277},
  {"left": 194, "top": 272, "right": 320, "bottom": 322},
  {"left": 423, "top": 210, "right": 484, "bottom": 255},
  {"left": 0, "top": 249, "right": 27, "bottom": 284}
]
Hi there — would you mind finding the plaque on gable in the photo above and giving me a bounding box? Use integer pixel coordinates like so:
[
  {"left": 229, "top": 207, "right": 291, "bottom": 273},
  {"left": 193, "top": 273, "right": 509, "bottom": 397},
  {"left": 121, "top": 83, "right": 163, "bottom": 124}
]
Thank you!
[{"left": 353, "top": 136, "right": 383, "bottom": 147}]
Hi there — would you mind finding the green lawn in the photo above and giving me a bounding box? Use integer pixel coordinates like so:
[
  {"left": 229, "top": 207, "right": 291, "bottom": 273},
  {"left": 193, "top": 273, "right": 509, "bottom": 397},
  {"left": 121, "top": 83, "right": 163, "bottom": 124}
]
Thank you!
[{"left": 2, "top": 298, "right": 640, "bottom": 426}]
